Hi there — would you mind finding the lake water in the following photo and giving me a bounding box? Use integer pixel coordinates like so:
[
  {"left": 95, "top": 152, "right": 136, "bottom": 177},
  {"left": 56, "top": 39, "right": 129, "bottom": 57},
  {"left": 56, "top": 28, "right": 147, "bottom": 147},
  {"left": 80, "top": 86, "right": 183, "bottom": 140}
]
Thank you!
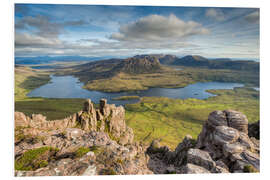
[{"left": 27, "top": 75, "right": 244, "bottom": 105}]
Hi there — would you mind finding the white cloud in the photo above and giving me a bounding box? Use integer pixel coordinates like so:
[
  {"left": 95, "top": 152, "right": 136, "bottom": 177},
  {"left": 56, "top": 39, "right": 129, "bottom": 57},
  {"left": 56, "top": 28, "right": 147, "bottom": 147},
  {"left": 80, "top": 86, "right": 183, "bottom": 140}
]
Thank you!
[
  {"left": 205, "top": 8, "right": 225, "bottom": 21},
  {"left": 15, "top": 14, "right": 210, "bottom": 57},
  {"left": 15, "top": 33, "right": 62, "bottom": 47},
  {"left": 110, "top": 14, "right": 210, "bottom": 42}
]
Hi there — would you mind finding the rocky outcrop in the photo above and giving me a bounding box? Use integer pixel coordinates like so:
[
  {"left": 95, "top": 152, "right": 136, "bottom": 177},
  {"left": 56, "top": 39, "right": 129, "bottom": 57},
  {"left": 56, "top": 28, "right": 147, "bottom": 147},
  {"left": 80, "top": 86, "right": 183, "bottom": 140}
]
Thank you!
[
  {"left": 15, "top": 130, "right": 152, "bottom": 176},
  {"left": 146, "top": 110, "right": 259, "bottom": 174},
  {"left": 15, "top": 104, "right": 259, "bottom": 176},
  {"left": 15, "top": 99, "right": 151, "bottom": 176},
  {"left": 15, "top": 98, "right": 133, "bottom": 145}
]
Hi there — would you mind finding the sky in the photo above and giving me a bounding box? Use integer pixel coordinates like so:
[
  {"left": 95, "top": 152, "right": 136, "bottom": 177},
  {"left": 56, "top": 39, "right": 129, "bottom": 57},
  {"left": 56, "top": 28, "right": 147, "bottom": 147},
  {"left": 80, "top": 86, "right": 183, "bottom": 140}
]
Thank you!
[{"left": 14, "top": 4, "right": 260, "bottom": 59}]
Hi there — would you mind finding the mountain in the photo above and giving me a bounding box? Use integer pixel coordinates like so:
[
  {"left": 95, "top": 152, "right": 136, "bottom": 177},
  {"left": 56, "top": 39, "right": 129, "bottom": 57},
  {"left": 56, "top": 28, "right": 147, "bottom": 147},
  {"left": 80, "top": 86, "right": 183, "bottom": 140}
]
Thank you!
[
  {"left": 111, "top": 55, "right": 163, "bottom": 74},
  {"left": 15, "top": 56, "right": 115, "bottom": 65},
  {"left": 158, "top": 55, "right": 178, "bottom": 65},
  {"left": 167, "top": 55, "right": 259, "bottom": 72},
  {"left": 172, "top": 55, "right": 209, "bottom": 66}
]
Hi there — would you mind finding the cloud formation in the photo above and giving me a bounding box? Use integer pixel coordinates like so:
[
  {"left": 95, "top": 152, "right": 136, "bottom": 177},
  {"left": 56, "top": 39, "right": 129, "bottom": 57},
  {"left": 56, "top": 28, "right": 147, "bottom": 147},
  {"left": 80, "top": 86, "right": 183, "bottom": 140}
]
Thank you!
[
  {"left": 245, "top": 11, "right": 259, "bottom": 24},
  {"left": 110, "top": 14, "right": 210, "bottom": 42},
  {"left": 15, "top": 33, "right": 62, "bottom": 47},
  {"left": 14, "top": 5, "right": 259, "bottom": 59},
  {"left": 16, "top": 15, "right": 87, "bottom": 38},
  {"left": 205, "top": 8, "right": 225, "bottom": 21}
]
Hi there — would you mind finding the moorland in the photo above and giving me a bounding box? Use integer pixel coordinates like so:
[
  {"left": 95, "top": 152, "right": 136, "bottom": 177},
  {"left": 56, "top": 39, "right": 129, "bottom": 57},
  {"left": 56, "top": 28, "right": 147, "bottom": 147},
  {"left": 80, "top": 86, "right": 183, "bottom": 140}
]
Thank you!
[{"left": 14, "top": 54, "right": 260, "bottom": 148}]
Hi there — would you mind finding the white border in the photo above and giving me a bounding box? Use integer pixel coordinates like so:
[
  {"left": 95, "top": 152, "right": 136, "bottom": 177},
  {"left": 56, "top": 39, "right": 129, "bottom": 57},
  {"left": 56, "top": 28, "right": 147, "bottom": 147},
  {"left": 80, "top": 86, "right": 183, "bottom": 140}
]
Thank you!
[
  {"left": 1, "top": 0, "right": 270, "bottom": 180},
  {"left": 11, "top": 0, "right": 262, "bottom": 8}
]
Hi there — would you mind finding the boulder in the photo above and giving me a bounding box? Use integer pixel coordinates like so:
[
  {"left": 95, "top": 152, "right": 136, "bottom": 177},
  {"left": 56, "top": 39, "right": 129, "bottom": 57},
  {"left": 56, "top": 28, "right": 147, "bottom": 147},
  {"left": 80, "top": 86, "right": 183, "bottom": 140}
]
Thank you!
[
  {"left": 208, "top": 111, "right": 228, "bottom": 127},
  {"left": 187, "top": 148, "right": 215, "bottom": 170},
  {"left": 223, "top": 143, "right": 244, "bottom": 157},
  {"left": 213, "top": 126, "right": 240, "bottom": 145},
  {"left": 225, "top": 110, "right": 248, "bottom": 134}
]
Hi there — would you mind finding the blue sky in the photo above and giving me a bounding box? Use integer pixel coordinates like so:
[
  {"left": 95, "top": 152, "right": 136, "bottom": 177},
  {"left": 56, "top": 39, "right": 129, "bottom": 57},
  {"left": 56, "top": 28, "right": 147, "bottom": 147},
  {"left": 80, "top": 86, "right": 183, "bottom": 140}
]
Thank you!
[{"left": 15, "top": 4, "right": 259, "bottom": 59}]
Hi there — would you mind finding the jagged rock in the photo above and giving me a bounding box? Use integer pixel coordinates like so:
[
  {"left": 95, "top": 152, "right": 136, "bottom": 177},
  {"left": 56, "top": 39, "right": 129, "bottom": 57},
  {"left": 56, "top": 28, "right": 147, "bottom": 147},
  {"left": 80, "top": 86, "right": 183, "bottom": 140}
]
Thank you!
[
  {"left": 187, "top": 148, "right": 215, "bottom": 170},
  {"left": 168, "top": 135, "right": 195, "bottom": 167},
  {"left": 230, "top": 151, "right": 260, "bottom": 172},
  {"left": 119, "top": 127, "right": 134, "bottom": 145},
  {"left": 225, "top": 110, "right": 248, "bottom": 134},
  {"left": 208, "top": 111, "right": 228, "bottom": 127},
  {"left": 15, "top": 112, "right": 30, "bottom": 127},
  {"left": 65, "top": 128, "right": 84, "bottom": 140},
  {"left": 250, "top": 137, "right": 260, "bottom": 153},
  {"left": 15, "top": 103, "right": 260, "bottom": 175},
  {"left": 83, "top": 99, "right": 94, "bottom": 113},
  {"left": 238, "top": 132, "right": 255, "bottom": 151},
  {"left": 213, "top": 126, "right": 240, "bottom": 145},
  {"left": 223, "top": 143, "right": 244, "bottom": 157},
  {"left": 109, "top": 105, "right": 126, "bottom": 138},
  {"left": 212, "top": 160, "right": 230, "bottom": 173},
  {"left": 195, "top": 110, "right": 259, "bottom": 173},
  {"left": 100, "top": 98, "right": 111, "bottom": 117},
  {"left": 155, "top": 110, "right": 259, "bottom": 174},
  {"left": 181, "top": 163, "right": 210, "bottom": 174}
]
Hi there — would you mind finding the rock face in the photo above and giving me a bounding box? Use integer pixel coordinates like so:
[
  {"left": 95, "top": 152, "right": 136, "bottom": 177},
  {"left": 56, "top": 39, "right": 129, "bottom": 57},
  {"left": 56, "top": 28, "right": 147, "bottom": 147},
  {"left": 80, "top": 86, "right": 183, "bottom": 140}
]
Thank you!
[
  {"left": 146, "top": 110, "right": 259, "bottom": 174},
  {"left": 15, "top": 99, "right": 147, "bottom": 176},
  {"left": 15, "top": 104, "right": 259, "bottom": 176},
  {"left": 15, "top": 99, "right": 133, "bottom": 145}
]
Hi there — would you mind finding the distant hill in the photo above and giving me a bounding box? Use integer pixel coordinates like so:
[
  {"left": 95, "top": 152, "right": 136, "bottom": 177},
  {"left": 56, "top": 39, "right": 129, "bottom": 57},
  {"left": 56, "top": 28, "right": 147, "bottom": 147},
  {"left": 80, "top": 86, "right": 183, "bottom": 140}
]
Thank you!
[
  {"left": 172, "top": 55, "right": 209, "bottom": 66},
  {"left": 111, "top": 56, "right": 163, "bottom": 74},
  {"left": 158, "top": 55, "right": 259, "bottom": 72},
  {"left": 15, "top": 56, "right": 115, "bottom": 65}
]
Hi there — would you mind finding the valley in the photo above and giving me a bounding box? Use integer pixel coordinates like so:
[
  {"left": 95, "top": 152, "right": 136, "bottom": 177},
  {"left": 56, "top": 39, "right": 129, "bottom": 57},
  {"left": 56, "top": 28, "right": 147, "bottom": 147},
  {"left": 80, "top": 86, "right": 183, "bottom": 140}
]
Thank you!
[
  {"left": 13, "top": 5, "right": 261, "bottom": 175},
  {"left": 14, "top": 54, "right": 260, "bottom": 149},
  {"left": 56, "top": 55, "right": 259, "bottom": 92}
]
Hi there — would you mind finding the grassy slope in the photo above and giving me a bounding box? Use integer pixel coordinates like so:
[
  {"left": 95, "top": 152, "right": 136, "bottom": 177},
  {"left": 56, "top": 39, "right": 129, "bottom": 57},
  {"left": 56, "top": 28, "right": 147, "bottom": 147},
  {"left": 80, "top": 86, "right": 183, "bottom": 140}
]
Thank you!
[
  {"left": 82, "top": 66, "right": 259, "bottom": 92},
  {"left": 15, "top": 67, "right": 51, "bottom": 101},
  {"left": 15, "top": 66, "right": 259, "bottom": 148},
  {"left": 15, "top": 67, "right": 85, "bottom": 120},
  {"left": 125, "top": 87, "right": 259, "bottom": 149}
]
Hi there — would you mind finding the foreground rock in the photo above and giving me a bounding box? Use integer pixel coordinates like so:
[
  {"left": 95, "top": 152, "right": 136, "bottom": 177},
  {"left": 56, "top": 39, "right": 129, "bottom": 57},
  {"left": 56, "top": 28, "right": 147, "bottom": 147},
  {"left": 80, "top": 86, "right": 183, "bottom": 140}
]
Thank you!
[
  {"left": 15, "top": 102, "right": 259, "bottom": 175},
  {"left": 15, "top": 98, "right": 133, "bottom": 145},
  {"left": 15, "top": 99, "right": 151, "bottom": 176},
  {"left": 146, "top": 110, "right": 259, "bottom": 174}
]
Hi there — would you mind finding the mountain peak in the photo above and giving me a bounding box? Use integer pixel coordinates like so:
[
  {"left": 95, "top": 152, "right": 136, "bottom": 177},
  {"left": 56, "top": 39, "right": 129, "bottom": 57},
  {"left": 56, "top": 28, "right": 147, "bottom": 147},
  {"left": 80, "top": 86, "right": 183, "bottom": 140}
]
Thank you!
[{"left": 112, "top": 56, "right": 163, "bottom": 74}]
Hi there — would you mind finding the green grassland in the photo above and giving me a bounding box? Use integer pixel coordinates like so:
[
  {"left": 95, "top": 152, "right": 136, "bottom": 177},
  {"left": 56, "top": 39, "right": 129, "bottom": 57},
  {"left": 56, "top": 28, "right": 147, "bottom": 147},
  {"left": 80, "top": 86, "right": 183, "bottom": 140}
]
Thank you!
[
  {"left": 125, "top": 87, "right": 259, "bottom": 149},
  {"left": 82, "top": 66, "right": 259, "bottom": 92},
  {"left": 15, "top": 66, "right": 51, "bottom": 101},
  {"left": 112, "top": 96, "right": 140, "bottom": 100},
  {"left": 15, "top": 66, "right": 85, "bottom": 120},
  {"left": 15, "top": 66, "right": 259, "bottom": 149}
]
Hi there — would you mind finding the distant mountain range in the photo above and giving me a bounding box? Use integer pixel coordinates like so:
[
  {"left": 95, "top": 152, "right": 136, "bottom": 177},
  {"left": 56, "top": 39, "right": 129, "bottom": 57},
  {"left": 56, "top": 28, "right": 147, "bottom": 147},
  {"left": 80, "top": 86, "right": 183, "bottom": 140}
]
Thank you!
[
  {"left": 159, "top": 55, "right": 259, "bottom": 72},
  {"left": 14, "top": 56, "right": 117, "bottom": 65},
  {"left": 16, "top": 54, "right": 259, "bottom": 73}
]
